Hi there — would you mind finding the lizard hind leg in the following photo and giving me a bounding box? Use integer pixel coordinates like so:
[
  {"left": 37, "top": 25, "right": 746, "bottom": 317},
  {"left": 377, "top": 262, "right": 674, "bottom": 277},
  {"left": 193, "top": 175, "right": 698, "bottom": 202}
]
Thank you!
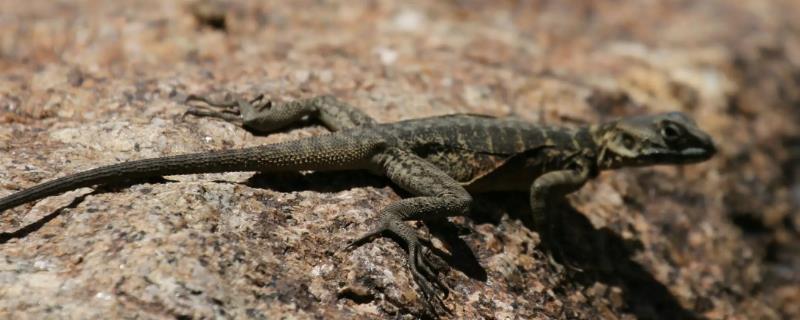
[{"left": 347, "top": 148, "right": 471, "bottom": 314}]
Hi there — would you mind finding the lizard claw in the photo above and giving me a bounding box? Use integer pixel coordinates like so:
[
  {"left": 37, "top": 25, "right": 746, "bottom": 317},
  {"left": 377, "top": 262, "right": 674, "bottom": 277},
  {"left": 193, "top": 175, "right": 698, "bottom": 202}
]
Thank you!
[
  {"left": 546, "top": 251, "right": 579, "bottom": 274},
  {"left": 183, "top": 92, "right": 245, "bottom": 124},
  {"left": 407, "top": 241, "right": 451, "bottom": 315},
  {"left": 544, "top": 241, "right": 583, "bottom": 274},
  {"left": 416, "top": 246, "right": 452, "bottom": 297},
  {"left": 344, "top": 223, "right": 387, "bottom": 251},
  {"left": 185, "top": 92, "right": 239, "bottom": 109},
  {"left": 183, "top": 107, "right": 243, "bottom": 123}
]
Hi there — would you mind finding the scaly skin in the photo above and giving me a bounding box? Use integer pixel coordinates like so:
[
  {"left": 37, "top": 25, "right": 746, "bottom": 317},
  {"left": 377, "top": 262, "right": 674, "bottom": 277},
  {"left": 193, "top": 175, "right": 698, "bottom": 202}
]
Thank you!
[{"left": 0, "top": 94, "right": 716, "bottom": 314}]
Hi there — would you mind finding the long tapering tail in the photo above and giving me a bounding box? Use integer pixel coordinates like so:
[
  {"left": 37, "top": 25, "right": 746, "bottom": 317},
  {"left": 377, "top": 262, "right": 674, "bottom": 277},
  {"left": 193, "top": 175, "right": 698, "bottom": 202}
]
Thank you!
[{"left": 0, "top": 133, "right": 384, "bottom": 214}]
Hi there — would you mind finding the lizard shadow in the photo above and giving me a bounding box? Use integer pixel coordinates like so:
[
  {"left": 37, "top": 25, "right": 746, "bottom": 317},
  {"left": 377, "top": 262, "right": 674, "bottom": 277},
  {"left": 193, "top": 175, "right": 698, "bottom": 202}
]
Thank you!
[
  {"left": 246, "top": 170, "right": 490, "bottom": 282},
  {"left": 245, "top": 170, "right": 388, "bottom": 193},
  {"left": 0, "top": 177, "right": 170, "bottom": 244},
  {"left": 470, "top": 192, "right": 702, "bottom": 320},
  {"left": 0, "top": 192, "right": 93, "bottom": 243}
]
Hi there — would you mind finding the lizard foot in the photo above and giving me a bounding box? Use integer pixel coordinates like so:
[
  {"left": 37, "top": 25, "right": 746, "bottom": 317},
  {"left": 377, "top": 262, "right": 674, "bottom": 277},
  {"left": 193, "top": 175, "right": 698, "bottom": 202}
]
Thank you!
[
  {"left": 346, "top": 221, "right": 452, "bottom": 315},
  {"left": 543, "top": 237, "right": 583, "bottom": 274},
  {"left": 183, "top": 93, "right": 271, "bottom": 125},
  {"left": 546, "top": 250, "right": 583, "bottom": 274}
]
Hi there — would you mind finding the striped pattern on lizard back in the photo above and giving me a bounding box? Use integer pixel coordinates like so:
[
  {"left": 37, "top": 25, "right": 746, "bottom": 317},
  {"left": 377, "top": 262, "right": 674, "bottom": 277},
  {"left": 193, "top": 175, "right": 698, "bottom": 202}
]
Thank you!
[{"left": 368, "top": 114, "right": 596, "bottom": 185}]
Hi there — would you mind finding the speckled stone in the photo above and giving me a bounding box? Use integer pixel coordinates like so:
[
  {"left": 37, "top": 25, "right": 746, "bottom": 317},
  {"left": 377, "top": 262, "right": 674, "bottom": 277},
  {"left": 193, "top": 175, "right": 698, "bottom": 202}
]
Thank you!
[{"left": 0, "top": 0, "right": 798, "bottom": 319}]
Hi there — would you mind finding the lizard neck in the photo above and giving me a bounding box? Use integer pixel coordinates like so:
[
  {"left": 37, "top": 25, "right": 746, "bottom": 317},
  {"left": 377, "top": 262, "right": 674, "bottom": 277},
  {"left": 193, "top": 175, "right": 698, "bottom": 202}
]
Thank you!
[
  {"left": 562, "top": 125, "right": 602, "bottom": 178},
  {"left": 589, "top": 122, "right": 620, "bottom": 171}
]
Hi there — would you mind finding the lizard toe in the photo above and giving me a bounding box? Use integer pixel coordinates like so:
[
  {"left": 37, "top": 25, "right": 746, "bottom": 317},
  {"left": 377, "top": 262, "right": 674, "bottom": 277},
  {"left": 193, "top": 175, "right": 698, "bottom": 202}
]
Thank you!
[
  {"left": 344, "top": 223, "right": 388, "bottom": 251},
  {"left": 413, "top": 245, "right": 450, "bottom": 296},
  {"left": 183, "top": 107, "right": 243, "bottom": 124},
  {"left": 408, "top": 241, "right": 451, "bottom": 315},
  {"left": 185, "top": 93, "right": 239, "bottom": 109},
  {"left": 544, "top": 243, "right": 583, "bottom": 274}
]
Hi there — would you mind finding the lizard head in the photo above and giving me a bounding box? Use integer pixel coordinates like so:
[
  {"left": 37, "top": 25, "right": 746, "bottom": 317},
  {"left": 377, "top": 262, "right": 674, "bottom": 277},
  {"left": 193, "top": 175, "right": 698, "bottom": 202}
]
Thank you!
[{"left": 593, "top": 112, "right": 716, "bottom": 169}]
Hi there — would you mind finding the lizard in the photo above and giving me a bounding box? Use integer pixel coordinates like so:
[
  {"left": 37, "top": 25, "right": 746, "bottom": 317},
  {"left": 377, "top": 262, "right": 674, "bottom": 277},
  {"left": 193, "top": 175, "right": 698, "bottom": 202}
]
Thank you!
[{"left": 0, "top": 93, "right": 716, "bottom": 312}]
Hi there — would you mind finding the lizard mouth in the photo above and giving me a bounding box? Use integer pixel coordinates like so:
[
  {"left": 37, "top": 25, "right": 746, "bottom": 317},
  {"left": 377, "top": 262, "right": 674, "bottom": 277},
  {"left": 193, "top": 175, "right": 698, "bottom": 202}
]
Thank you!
[
  {"left": 680, "top": 147, "right": 715, "bottom": 159},
  {"left": 645, "top": 144, "right": 716, "bottom": 164},
  {"left": 679, "top": 135, "right": 717, "bottom": 162}
]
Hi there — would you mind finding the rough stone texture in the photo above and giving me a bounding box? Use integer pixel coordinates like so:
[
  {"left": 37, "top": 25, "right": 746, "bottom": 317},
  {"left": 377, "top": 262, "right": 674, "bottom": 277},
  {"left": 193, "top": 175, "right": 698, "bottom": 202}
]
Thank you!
[{"left": 1, "top": 0, "right": 798, "bottom": 319}]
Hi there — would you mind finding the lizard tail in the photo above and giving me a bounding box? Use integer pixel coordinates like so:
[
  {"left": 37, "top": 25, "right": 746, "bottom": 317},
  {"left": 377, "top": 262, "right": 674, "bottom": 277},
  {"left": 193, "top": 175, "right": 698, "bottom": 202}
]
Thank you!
[{"left": 0, "top": 134, "right": 384, "bottom": 214}]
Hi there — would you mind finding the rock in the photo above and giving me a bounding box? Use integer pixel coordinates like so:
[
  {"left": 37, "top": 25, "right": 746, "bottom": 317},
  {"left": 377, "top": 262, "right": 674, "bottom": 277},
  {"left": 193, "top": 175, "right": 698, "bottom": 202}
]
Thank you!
[{"left": 0, "top": 0, "right": 798, "bottom": 319}]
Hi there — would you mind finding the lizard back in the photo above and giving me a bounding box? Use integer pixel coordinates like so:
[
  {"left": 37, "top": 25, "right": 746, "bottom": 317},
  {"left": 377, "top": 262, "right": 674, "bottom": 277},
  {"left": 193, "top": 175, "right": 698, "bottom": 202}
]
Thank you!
[{"left": 369, "top": 114, "right": 595, "bottom": 186}]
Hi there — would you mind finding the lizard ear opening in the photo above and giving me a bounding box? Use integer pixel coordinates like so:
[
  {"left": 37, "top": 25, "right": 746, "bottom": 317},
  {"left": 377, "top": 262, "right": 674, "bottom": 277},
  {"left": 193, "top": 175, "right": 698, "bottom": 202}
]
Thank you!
[
  {"left": 606, "top": 129, "right": 640, "bottom": 158},
  {"left": 619, "top": 132, "right": 636, "bottom": 149}
]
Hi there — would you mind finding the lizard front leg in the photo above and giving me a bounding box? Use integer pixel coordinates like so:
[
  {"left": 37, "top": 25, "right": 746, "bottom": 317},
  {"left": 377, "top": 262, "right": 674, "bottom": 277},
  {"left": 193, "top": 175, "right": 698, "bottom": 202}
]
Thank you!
[
  {"left": 530, "top": 159, "right": 592, "bottom": 272},
  {"left": 348, "top": 148, "right": 472, "bottom": 313},
  {"left": 185, "top": 94, "right": 376, "bottom": 133}
]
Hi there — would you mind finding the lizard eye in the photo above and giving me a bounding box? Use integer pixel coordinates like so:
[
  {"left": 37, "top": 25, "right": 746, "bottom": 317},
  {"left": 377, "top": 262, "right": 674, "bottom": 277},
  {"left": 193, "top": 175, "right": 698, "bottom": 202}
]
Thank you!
[{"left": 661, "top": 122, "right": 682, "bottom": 141}]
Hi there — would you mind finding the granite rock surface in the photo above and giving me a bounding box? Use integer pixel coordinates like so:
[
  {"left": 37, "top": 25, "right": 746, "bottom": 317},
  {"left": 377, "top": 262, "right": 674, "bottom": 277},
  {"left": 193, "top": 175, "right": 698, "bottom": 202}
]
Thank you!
[{"left": 0, "top": 1, "right": 798, "bottom": 319}]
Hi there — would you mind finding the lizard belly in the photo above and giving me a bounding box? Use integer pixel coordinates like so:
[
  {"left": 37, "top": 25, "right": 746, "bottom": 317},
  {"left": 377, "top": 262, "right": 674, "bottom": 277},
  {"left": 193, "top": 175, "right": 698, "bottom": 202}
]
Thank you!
[
  {"left": 462, "top": 162, "right": 540, "bottom": 192},
  {"left": 421, "top": 151, "right": 510, "bottom": 185},
  {"left": 460, "top": 148, "right": 562, "bottom": 193}
]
